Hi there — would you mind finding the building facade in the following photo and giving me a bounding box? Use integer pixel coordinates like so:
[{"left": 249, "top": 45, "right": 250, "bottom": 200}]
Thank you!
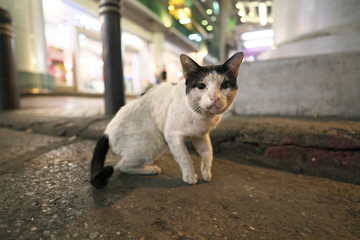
[{"left": 1, "top": 0, "right": 204, "bottom": 95}]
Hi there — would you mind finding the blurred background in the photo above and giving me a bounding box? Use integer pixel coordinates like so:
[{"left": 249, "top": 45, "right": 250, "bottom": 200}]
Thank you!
[{"left": 1, "top": 0, "right": 360, "bottom": 118}]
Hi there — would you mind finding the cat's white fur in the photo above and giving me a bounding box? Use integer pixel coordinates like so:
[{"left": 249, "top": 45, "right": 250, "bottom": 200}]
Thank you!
[{"left": 104, "top": 53, "right": 243, "bottom": 184}]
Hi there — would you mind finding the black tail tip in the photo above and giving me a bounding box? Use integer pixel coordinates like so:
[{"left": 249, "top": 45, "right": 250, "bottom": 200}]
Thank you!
[{"left": 90, "top": 166, "right": 114, "bottom": 188}]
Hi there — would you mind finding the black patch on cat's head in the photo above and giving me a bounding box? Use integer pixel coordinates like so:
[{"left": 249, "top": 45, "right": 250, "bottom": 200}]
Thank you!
[
  {"left": 180, "top": 52, "right": 244, "bottom": 94},
  {"left": 180, "top": 54, "right": 205, "bottom": 94}
]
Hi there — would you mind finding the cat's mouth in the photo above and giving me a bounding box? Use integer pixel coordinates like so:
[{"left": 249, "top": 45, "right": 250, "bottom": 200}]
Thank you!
[{"left": 206, "top": 104, "right": 225, "bottom": 114}]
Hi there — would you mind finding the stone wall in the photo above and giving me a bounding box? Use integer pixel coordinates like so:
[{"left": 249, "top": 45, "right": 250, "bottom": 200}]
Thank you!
[
  {"left": 235, "top": 51, "right": 360, "bottom": 118},
  {"left": 260, "top": 0, "right": 360, "bottom": 59}
]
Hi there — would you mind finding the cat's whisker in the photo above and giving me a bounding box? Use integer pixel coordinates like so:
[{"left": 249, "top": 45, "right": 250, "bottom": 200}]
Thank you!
[{"left": 194, "top": 104, "right": 205, "bottom": 114}]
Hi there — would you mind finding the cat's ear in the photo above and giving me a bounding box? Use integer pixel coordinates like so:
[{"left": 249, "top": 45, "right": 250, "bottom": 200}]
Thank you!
[
  {"left": 223, "top": 52, "right": 244, "bottom": 79},
  {"left": 180, "top": 54, "right": 201, "bottom": 78}
]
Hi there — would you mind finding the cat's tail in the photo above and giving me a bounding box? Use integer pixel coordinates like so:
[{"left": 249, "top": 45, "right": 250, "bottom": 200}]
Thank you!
[{"left": 90, "top": 135, "right": 114, "bottom": 188}]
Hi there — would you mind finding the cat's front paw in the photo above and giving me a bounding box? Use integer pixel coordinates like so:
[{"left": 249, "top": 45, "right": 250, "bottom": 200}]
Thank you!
[
  {"left": 201, "top": 164, "right": 212, "bottom": 182},
  {"left": 182, "top": 173, "right": 198, "bottom": 185},
  {"left": 202, "top": 171, "right": 212, "bottom": 182}
]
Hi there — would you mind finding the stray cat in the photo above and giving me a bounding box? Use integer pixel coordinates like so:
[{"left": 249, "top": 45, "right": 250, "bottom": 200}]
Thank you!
[{"left": 90, "top": 52, "right": 244, "bottom": 188}]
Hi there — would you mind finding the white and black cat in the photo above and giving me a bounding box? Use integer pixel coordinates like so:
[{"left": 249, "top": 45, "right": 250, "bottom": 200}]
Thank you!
[{"left": 90, "top": 52, "right": 244, "bottom": 188}]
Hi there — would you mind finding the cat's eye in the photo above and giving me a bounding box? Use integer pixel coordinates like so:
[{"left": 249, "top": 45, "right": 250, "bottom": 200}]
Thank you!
[
  {"left": 220, "top": 81, "right": 231, "bottom": 89},
  {"left": 196, "top": 83, "right": 206, "bottom": 90}
]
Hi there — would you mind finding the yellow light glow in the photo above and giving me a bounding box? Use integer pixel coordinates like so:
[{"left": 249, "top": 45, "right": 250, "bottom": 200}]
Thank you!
[
  {"left": 206, "top": 9, "right": 213, "bottom": 15},
  {"left": 164, "top": 20, "right": 172, "bottom": 27},
  {"left": 31, "top": 88, "right": 41, "bottom": 94},
  {"left": 201, "top": 20, "right": 208, "bottom": 26},
  {"left": 206, "top": 25, "right": 213, "bottom": 31},
  {"left": 248, "top": 8, "right": 255, "bottom": 17},
  {"left": 168, "top": 0, "right": 192, "bottom": 21},
  {"left": 178, "top": 9, "right": 184, "bottom": 18}
]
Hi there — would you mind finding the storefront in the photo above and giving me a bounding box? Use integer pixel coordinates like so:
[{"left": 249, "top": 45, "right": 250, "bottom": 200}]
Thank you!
[
  {"left": 43, "top": 0, "right": 102, "bottom": 93},
  {"left": 121, "top": 31, "right": 154, "bottom": 95},
  {"left": 2, "top": 0, "right": 199, "bottom": 95},
  {"left": 42, "top": 0, "right": 157, "bottom": 95},
  {"left": 162, "top": 41, "right": 186, "bottom": 84}
]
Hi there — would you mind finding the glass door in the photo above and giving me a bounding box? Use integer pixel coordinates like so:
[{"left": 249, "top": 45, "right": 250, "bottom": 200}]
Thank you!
[{"left": 75, "top": 28, "right": 103, "bottom": 93}]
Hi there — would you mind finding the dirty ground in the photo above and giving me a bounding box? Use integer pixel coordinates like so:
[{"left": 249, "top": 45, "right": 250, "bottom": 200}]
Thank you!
[{"left": 0, "top": 128, "right": 359, "bottom": 240}]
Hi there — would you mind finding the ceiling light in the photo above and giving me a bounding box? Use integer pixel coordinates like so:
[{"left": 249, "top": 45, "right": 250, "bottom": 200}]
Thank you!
[
  {"left": 213, "top": 1, "right": 220, "bottom": 15},
  {"left": 243, "top": 39, "right": 273, "bottom": 49},
  {"left": 259, "top": 3, "right": 267, "bottom": 26},
  {"left": 179, "top": 18, "right": 191, "bottom": 24},
  {"left": 189, "top": 33, "right": 202, "bottom": 42},
  {"left": 241, "top": 29, "right": 273, "bottom": 41}
]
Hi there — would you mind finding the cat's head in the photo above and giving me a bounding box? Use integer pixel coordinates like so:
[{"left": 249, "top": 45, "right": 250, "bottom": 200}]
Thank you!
[{"left": 180, "top": 52, "right": 244, "bottom": 115}]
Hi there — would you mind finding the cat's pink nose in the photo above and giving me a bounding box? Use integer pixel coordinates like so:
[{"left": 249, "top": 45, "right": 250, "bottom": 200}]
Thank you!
[{"left": 210, "top": 96, "right": 220, "bottom": 103}]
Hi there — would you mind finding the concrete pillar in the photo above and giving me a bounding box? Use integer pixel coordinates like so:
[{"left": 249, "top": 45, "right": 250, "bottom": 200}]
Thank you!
[
  {"left": 219, "top": 0, "right": 231, "bottom": 62},
  {"left": 260, "top": 0, "right": 360, "bottom": 59}
]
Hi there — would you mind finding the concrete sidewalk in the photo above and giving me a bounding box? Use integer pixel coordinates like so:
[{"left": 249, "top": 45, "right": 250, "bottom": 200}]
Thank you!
[
  {"left": 0, "top": 127, "right": 359, "bottom": 240},
  {"left": 0, "top": 104, "right": 359, "bottom": 184},
  {"left": 0, "top": 96, "right": 360, "bottom": 239}
]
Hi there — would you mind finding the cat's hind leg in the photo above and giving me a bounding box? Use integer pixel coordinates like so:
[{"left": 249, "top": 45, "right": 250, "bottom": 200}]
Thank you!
[
  {"left": 112, "top": 131, "right": 164, "bottom": 175},
  {"left": 114, "top": 157, "right": 161, "bottom": 175}
]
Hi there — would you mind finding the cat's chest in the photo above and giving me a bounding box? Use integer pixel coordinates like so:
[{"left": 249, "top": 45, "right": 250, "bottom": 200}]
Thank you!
[
  {"left": 164, "top": 82, "right": 221, "bottom": 138},
  {"left": 182, "top": 115, "right": 221, "bottom": 138}
]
